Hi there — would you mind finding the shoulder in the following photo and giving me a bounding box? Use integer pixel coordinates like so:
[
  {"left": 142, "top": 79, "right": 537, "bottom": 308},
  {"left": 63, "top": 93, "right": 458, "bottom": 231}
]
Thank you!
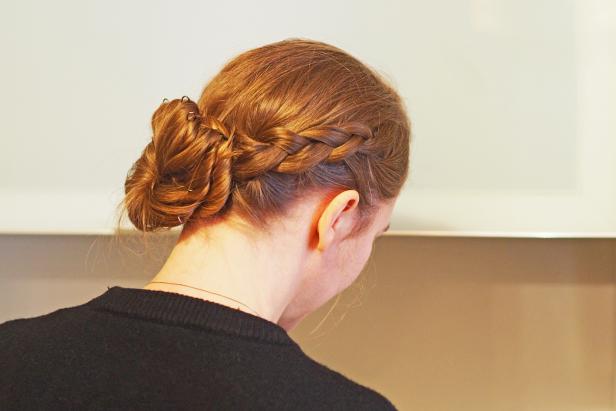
[
  {"left": 0, "top": 305, "right": 89, "bottom": 349},
  {"left": 0, "top": 308, "right": 65, "bottom": 333},
  {"left": 0, "top": 305, "right": 82, "bottom": 328},
  {"left": 292, "top": 349, "right": 398, "bottom": 410}
]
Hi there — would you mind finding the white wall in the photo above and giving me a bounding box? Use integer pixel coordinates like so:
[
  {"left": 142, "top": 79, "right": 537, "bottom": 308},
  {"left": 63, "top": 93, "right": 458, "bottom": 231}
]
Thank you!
[{"left": 1, "top": 0, "right": 614, "bottom": 237}]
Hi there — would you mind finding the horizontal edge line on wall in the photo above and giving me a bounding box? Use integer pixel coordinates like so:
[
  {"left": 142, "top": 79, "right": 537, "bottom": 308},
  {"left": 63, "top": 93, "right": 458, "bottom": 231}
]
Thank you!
[{"left": 1, "top": 228, "right": 616, "bottom": 239}]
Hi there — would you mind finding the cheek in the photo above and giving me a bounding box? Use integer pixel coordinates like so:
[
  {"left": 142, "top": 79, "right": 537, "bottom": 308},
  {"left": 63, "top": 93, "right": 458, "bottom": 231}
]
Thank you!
[{"left": 337, "top": 238, "right": 375, "bottom": 290}]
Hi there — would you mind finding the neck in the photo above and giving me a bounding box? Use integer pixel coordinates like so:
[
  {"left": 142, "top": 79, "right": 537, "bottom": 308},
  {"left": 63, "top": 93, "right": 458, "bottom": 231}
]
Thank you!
[
  {"left": 145, "top": 280, "right": 263, "bottom": 317},
  {"left": 143, "top": 219, "right": 308, "bottom": 327}
]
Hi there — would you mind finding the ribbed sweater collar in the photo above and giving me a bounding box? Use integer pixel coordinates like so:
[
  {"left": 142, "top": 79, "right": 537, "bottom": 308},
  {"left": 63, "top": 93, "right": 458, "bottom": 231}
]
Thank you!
[{"left": 85, "top": 286, "right": 297, "bottom": 346}]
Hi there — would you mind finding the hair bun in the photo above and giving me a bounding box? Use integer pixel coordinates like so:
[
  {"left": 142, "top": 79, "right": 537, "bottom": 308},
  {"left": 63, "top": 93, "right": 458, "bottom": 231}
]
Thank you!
[
  {"left": 117, "top": 39, "right": 411, "bottom": 239},
  {"left": 121, "top": 96, "right": 235, "bottom": 232}
]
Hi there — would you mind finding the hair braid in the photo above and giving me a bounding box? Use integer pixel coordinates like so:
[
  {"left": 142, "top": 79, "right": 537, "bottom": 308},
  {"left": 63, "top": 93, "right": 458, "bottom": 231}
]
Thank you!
[{"left": 118, "top": 38, "right": 411, "bottom": 238}]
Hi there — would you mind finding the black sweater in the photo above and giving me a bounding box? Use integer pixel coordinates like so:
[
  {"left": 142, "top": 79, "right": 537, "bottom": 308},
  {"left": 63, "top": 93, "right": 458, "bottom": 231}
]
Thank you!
[{"left": 0, "top": 286, "right": 397, "bottom": 410}]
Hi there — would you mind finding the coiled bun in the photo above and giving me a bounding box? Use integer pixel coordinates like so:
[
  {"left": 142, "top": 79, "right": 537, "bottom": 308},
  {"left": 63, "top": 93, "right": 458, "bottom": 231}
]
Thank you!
[
  {"left": 117, "top": 38, "right": 411, "bottom": 238},
  {"left": 122, "top": 96, "right": 234, "bottom": 232}
]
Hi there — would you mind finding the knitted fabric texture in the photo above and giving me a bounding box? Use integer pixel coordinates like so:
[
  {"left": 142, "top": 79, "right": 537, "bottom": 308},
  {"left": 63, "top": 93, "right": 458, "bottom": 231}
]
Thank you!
[{"left": 0, "top": 286, "right": 396, "bottom": 410}]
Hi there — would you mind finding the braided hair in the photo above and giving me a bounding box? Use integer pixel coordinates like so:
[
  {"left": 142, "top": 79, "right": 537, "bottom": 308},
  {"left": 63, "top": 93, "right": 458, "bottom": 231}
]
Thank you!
[{"left": 118, "top": 38, "right": 411, "bottom": 239}]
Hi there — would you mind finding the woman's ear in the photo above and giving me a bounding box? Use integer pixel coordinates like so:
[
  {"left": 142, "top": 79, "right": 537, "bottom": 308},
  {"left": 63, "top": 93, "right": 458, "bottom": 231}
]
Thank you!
[{"left": 316, "top": 190, "right": 360, "bottom": 252}]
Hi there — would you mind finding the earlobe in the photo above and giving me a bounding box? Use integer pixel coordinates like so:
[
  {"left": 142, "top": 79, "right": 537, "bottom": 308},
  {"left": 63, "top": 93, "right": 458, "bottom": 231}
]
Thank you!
[
  {"left": 316, "top": 231, "right": 330, "bottom": 252},
  {"left": 316, "top": 190, "right": 360, "bottom": 252},
  {"left": 316, "top": 211, "right": 334, "bottom": 252}
]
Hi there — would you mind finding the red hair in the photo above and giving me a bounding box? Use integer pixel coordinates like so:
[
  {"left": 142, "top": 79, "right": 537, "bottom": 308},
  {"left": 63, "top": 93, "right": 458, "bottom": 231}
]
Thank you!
[{"left": 116, "top": 38, "right": 412, "bottom": 239}]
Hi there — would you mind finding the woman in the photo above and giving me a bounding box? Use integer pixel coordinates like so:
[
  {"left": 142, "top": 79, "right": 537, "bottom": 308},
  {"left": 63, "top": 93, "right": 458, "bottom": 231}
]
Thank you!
[{"left": 0, "top": 38, "right": 410, "bottom": 410}]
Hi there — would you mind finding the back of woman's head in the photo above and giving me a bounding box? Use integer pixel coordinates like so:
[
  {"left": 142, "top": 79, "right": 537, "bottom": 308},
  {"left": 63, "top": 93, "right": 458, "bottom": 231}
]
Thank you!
[{"left": 118, "top": 38, "right": 412, "bottom": 238}]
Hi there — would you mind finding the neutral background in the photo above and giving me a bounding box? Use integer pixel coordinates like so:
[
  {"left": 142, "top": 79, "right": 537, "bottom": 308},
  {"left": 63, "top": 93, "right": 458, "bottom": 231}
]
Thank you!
[
  {"left": 2, "top": 0, "right": 615, "bottom": 410},
  {"left": 1, "top": 233, "right": 614, "bottom": 410},
  {"left": 0, "top": 0, "right": 614, "bottom": 235}
]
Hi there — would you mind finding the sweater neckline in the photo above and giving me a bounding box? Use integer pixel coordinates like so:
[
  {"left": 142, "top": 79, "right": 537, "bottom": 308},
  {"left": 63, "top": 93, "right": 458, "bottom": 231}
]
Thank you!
[{"left": 85, "top": 286, "right": 298, "bottom": 346}]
